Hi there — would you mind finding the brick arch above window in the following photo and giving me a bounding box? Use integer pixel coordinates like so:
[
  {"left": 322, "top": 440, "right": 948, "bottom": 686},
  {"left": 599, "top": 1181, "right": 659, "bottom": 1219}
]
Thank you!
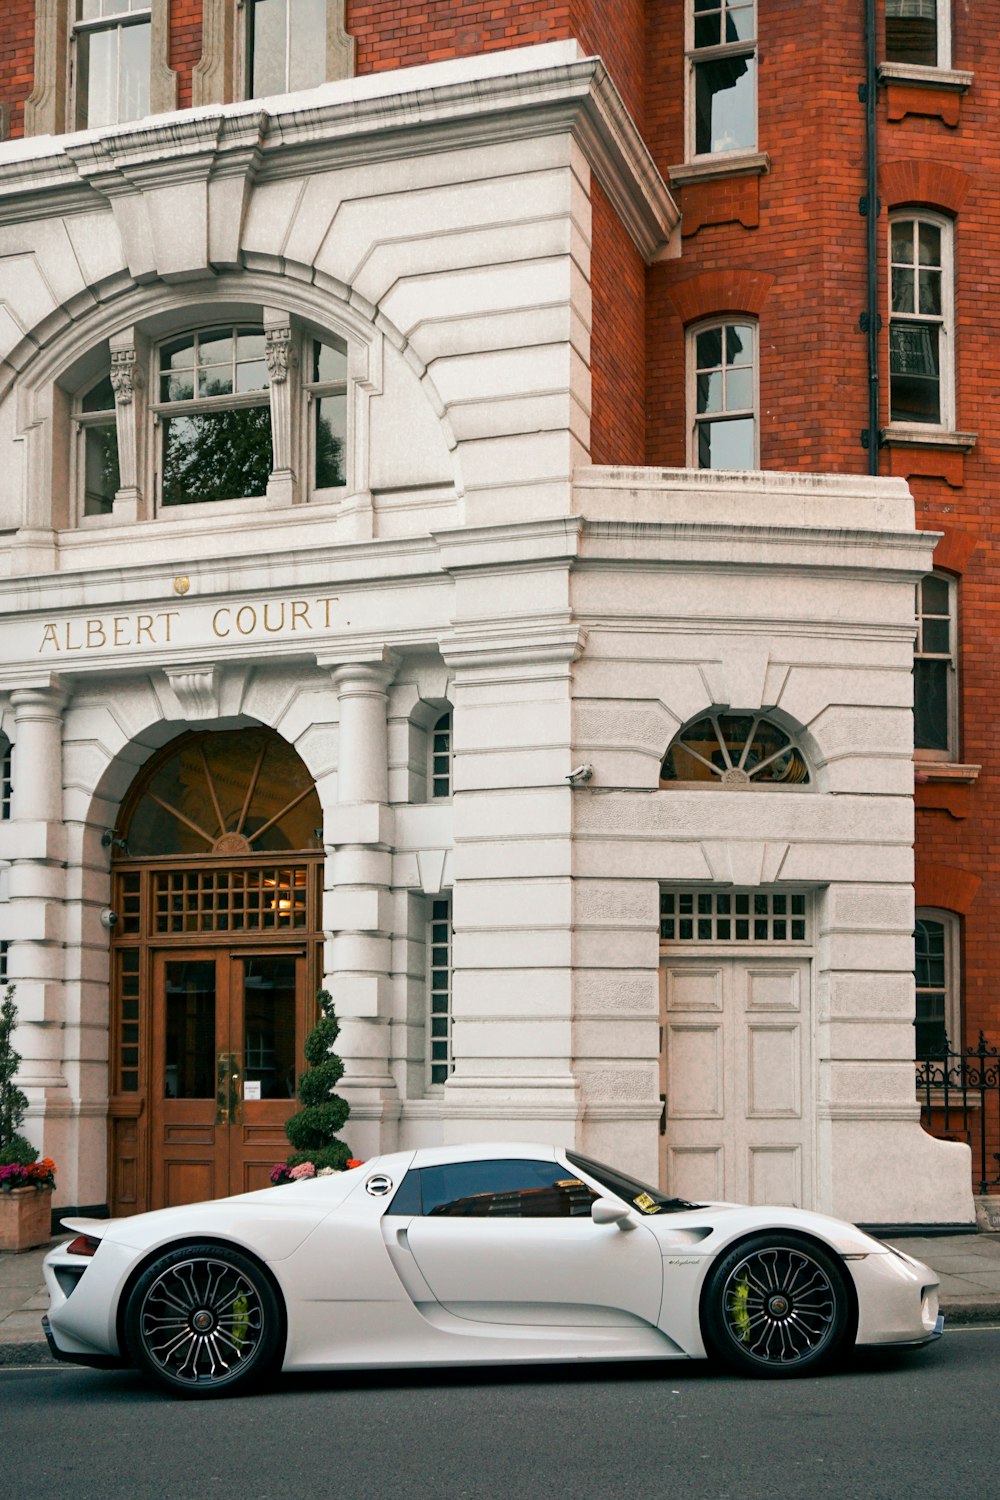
[
  {"left": 915, "top": 862, "right": 981, "bottom": 915},
  {"left": 666, "top": 269, "right": 775, "bottom": 326},
  {"left": 879, "top": 159, "right": 972, "bottom": 215}
]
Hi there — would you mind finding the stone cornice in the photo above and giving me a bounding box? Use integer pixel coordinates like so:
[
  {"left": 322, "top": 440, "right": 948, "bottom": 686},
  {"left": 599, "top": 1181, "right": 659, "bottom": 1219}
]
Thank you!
[{"left": 0, "top": 45, "right": 679, "bottom": 263}]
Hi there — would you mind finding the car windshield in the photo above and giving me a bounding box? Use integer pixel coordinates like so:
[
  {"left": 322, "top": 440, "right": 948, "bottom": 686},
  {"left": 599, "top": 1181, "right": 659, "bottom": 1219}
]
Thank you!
[{"left": 566, "top": 1151, "right": 703, "bottom": 1216}]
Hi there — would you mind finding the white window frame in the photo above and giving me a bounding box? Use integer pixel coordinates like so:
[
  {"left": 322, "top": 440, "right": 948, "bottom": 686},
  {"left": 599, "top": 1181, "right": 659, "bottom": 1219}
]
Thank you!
[
  {"left": 686, "top": 318, "right": 759, "bottom": 471},
  {"left": 685, "top": 0, "right": 758, "bottom": 164},
  {"left": 426, "top": 895, "right": 453, "bottom": 1090},
  {"left": 914, "top": 907, "right": 961, "bottom": 1057},
  {"left": 67, "top": 312, "right": 353, "bottom": 526},
  {"left": 884, "top": 1, "right": 951, "bottom": 72},
  {"left": 887, "top": 210, "right": 955, "bottom": 434},
  {"left": 914, "top": 570, "right": 958, "bottom": 762}
]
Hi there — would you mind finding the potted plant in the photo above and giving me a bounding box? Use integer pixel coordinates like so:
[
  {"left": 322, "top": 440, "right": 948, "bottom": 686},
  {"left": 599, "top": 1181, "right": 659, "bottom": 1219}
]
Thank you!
[
  {"left": 0, "top": 985, "right": 55, "bottom": 1252},
  {"left": 271, "top": 990, "right": 359, "bottom": 1185}
]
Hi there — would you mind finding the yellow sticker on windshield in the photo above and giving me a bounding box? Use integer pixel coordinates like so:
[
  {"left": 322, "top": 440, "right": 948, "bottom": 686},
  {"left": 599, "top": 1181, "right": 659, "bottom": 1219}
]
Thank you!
[{"left": 633, "top": 1192, "right": 659, "bottom": 1214}]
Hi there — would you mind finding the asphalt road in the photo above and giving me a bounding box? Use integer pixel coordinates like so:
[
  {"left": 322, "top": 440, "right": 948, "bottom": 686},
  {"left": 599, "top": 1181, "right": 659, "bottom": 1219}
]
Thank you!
[{"left": 5, "top": 1329, "right": 999, "bottom": 1500}]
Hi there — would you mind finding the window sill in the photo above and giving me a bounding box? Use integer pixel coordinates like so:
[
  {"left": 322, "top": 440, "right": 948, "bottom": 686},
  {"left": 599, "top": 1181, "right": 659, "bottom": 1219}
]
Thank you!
[
  {"left": 878, "top": 62, "right": 973, "bottom": 93},
  {"left": 882, "top": 426, "right": 977, "bottom": 452},
  {"left": 668, "top": 151, "right": 769, "bottom": 188},
  {"left": 914, "top": 762, "right": 980, "bottom": 785}
]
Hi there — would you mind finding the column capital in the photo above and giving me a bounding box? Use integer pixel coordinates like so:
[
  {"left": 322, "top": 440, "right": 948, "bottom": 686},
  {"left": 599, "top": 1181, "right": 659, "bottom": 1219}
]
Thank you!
[
  {"left": 9, "top": 676, "right": 68, "bottom": 716},
  {"left": 318, "top": 647, "right": 400, "bottom": 694}
]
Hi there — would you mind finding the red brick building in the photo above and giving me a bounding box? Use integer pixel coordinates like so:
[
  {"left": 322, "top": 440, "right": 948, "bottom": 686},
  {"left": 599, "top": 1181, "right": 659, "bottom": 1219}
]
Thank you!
[{"left": 0, "top": 3, "right": 991, "bottom": 1215}]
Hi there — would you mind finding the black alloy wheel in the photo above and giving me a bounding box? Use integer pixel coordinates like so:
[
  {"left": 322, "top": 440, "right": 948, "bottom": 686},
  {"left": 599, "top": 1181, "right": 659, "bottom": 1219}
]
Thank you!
[
  {"left": 702, "top": 1233, "right": 851, "bottom": 1377},
  {"left": 124, "top": 1242, "right": 282, "bottom": 1398}
]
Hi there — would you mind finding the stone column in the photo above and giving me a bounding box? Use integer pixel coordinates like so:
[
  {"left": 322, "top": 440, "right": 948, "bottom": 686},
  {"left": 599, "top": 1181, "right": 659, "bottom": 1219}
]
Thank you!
[
  {"left": 319, "top": 650, "right": 399, "bottom": 1154},
  {"left": 5, "top": 678, "right": 70, "bottom": 1155},
  {"left": 110, "top": 326, "right": 149, "bottom": 523}
]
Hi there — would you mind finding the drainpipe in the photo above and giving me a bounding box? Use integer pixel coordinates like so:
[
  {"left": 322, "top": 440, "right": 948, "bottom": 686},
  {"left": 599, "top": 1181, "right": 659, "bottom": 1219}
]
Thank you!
[{"left": 860, "top": 0, "right": 881, "bottom": 472}]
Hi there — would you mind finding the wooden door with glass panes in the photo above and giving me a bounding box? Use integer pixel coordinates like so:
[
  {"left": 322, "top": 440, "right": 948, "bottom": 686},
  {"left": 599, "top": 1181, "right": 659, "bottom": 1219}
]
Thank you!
[{"left": 150, "top": 948, "right": 310, "bottom": 1208}]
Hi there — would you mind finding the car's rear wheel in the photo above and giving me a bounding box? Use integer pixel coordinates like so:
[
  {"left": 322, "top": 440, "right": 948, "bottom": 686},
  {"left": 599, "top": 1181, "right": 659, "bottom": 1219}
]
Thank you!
[
  {"left": 124, "top": 1243, "right": 282, "bottom": 1398},
  {"left": 702, "top": 1233, "right": 851, "bottom": 1378}
]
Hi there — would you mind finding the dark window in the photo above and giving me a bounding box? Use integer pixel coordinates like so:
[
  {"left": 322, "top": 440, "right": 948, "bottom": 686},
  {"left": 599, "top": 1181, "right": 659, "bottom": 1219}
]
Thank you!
[
  {"left": 915, "top": 914, "right": 955, "bottom": 1057},
  {"left": 885, "top": 0, "right": 939, "bottom": 67},
  {"left": 1, "top": 737, "right": 11, "bottom": 820},
  {"left": 402, "top": 1159, "right": 599, "bottom": 1218},
  {"left": 889, "top": 216, "right": 949, "bottom": 426},
  {"left": 691, "top": 0, "right": 756, "bottom": 157},
  {"left": 157, "top": 327, "right": 272, "bottom": 506},
  {"left": 914, "top": 573, "right": 954, "bottom": 754}
]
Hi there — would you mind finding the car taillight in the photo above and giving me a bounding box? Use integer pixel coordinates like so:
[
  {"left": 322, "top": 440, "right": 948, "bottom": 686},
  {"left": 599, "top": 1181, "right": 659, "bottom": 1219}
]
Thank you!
[{"left": 65, "top": 1234, "right": 101, "bottom": 1257}]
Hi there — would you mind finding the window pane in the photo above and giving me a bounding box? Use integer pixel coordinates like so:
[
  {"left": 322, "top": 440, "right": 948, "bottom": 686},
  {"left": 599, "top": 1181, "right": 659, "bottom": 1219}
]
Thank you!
[
  {"left": 726, "top": 2, "right": 755, "bottom": 42},
  {"left": 242, "top": 957, "right": 296, "bottom": 1100},
  {"left": 82, "top": 373, "right": 116, "bottom": 413},
  {"left": 922, "top": 617, "right": 950, "bottom": 654},
  {"left": 918, "top": 222, "right": 941, "bottom": 266},
  {"left": 118, "top": 19, "right": 150, "bottom": 124},
  {"left": 889, "top": 322, "right": 940, "bottom": 422},
  {"left": 315, "top": 392, "right": 346, "bottom": 487},
  {"left": 252, "top": 0, "right": 289, "bottom": 95},
  {"left": 725, "top": 365, "right": 753, "bottom": 411},
  {"left": 84, "top": 422, "right": 120, "bottom": 515},
  {"left": 727, "top": 324, "right": 753, "bottom": 365},
  {"left": 696, "top": 326, "right": 723, "bottom": 369},
  {"left": 699, "top": 415, "right": 755, "bottom": 469},
  {"left": 416, "top": 1159, "right": 597, "bottom": 1218},
  {"left": 164, "top": 961, "right": 216, "bottom": 1100},
  {"left": 313, "top": 337, "right": 348, "bottom": 384},
  {"left": 891, "top": 220, "right": 914, "bottom": 264},
  {"left": 162, "top": 407, "right": 272, "bottom": 505},
  {"left": 77, "top": 29, "right": 117, "bottom": 129},
  {"left": 697, "top": 369, "right": 723, "bottom": 414},
  {"left": 198, "top": 330, "right": 234, "bottom": 368},
  {"left": 918, "top": 268, "right": 941, "bottom": 317},
  {"left": 913, "top": 659, "right": 949, "bottom": 750},
  {"left": 891, "top": 265, "right": 915, "bottom": 314},
  {"left": 290, "top": 0, "right": 327, "bottom": 90},
  {"left": 886, "top": 3, "right": 938, "bottom": 67},
  {"left": 694, "top": 53, "right": 755, "bottom": 155},
  {"left": 921, "top": 573, "right": 950, "bottom": 614}
]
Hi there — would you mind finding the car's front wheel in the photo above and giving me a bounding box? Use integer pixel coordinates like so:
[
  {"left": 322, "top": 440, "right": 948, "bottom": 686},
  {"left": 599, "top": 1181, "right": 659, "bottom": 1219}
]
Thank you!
[
  {"left": 702, "top": 1233, "right": 851, "bottom": 1378},
  {"left": 124, "top": 1243, "right": 282, "bottom": 1398}
]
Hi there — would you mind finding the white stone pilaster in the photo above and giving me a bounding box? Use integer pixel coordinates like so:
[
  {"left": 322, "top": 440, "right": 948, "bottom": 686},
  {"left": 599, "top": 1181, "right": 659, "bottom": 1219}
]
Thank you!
[{"left": 321, "top": 650, "right": 399, "bottom": 1153}]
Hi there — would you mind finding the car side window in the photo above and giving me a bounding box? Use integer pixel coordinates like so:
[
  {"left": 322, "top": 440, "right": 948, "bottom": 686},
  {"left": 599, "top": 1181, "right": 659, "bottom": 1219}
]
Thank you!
[{"left": 389, "top": 1159, "right": 598, "bottom": 1218}]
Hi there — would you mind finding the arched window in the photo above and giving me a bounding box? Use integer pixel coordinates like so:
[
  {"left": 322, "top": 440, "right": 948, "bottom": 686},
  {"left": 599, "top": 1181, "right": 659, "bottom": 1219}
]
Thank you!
[
  {"left": 914, "top": 909, "right": 960, "bottom": 1058},
  {"left": 687, "top": 318, "right": 758, "bottom": 469},
  {"left": 888, "top": 211, "right": 954, "bottom": 430},
  {"left": 67, "top": 315, "right": 349, "bottom": 523},
  {"left": 661, "top": 712, "right": 810, "bottom": 787}
]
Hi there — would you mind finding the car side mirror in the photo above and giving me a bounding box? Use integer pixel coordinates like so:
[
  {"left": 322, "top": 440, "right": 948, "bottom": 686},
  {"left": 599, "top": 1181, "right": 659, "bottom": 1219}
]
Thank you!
[{"left": 591, "top": 1197, "right": 636, "bottom": 1230}]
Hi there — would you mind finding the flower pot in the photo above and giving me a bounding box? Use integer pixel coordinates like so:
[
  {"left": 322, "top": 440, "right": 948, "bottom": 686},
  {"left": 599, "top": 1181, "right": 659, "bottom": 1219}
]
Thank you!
[{"left": 0, "top": 1186, "right": 53, "bottom": 1253}]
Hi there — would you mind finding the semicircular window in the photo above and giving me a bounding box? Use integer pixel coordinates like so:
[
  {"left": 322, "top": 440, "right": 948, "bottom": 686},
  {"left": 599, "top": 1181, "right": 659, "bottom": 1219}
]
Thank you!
[
  {"left": 121, "top": 729, "right": 322, "bottom": 857},
  {"left": 661, "top": 713, "right": 810, "bottom": 788}
]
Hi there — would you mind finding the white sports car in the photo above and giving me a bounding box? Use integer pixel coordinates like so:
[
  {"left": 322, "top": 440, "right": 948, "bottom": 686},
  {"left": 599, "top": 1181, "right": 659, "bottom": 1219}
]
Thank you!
[{"left": 42, "top": 1143, "right": 942, "bottom": 1397}]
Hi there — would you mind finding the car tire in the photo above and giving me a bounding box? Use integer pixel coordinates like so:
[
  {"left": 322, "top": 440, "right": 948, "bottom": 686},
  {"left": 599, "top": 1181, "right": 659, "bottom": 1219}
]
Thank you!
[
  {"left": 701, "top": 1233, "right": 851, "bottom": 1378},
  {"left": 124, "top": 1242, "right": 282, "bottom": 1398}
]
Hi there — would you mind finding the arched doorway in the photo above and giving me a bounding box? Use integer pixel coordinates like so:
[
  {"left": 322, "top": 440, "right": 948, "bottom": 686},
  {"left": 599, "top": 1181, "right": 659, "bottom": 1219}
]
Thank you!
[{"left": 106, "top": 728, "right": 324, "bottom": 1215}]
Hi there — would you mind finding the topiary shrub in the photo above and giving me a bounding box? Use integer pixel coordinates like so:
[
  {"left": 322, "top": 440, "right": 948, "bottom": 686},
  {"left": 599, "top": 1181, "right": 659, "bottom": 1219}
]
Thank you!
[
  {"left": 276, "top": 990, "right": 352, "bottom": 1177},
  {"left": 0, "top": 986, "right": 39, "bottom": 1168}
]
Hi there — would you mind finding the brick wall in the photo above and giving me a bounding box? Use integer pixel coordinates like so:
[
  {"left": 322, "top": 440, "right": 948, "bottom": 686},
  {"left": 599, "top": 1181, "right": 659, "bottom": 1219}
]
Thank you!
[
  {"left": 590, "top": 178, "right": 646, "bottom": 465},
  {"left": 0, "top": 0, "right": 35, "bottom": 139},
  {"left": 170, "top": 0, "right": 203, "bottom": 111}
]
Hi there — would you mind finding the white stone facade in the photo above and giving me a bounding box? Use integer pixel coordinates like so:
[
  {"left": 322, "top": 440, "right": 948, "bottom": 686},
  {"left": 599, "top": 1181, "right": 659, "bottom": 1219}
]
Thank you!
[{"left": 0, "top": 43, "right": 972, "bottom": 1225}]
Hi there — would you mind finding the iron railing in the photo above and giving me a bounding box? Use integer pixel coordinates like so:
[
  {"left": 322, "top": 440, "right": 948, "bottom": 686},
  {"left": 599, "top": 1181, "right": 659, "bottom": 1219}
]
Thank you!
[{"left": 916, "top": 1032, "right": 1000, "bottom": 1195}]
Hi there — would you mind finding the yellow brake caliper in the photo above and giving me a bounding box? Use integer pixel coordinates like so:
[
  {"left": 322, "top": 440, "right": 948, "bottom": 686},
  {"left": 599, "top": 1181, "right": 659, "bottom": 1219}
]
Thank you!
[
  {"left": 731, "top": 1275, "right": 751, "bottom": 1342},
  {"left": 232, "top": 1292, "right": 249, "bottom": 1353}
]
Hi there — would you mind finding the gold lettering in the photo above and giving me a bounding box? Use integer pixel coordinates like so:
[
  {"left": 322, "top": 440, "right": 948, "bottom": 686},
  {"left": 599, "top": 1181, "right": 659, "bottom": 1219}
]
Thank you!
[
  {"left": 159, "top": 612, "right": 179, "bottom": 643},
  {"left": 321, "top": 597, "right": 338, "bottom": 627},
  {"left": 86, "top": 619, "right": 107, "bottom": 649},
  {"left": 40, "top": 623, "right": 60, "bottom": 653},
  {"left": 291, "top": 600, "right": 310, "bottom": 631},
  {"left": 113, "top": 617, "right": 130, "bottom": 647},
  {"left": 212, "top": 607, "right": 231, "bottom": 639},
  {"left": 263, "top": 601, "right": 286, "bottom": 633},
  {"left": 236, "top": 606, "right": 257, "bottom": 636},
  {"left": 136, "top": 614, "right": 155, "bottom": 644},
  {"left": 65, "top": 620, "right": 83, "bottom": 652}
]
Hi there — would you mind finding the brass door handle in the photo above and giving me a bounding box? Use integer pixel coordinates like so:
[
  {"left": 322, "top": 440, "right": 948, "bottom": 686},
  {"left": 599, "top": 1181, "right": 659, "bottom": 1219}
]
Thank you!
[
  {"left": 229, "top": 1064, "right": 243, "bottom": 1125},
  {"left": 216, "top": 1052, "right": 233, "bottom": 1125}
]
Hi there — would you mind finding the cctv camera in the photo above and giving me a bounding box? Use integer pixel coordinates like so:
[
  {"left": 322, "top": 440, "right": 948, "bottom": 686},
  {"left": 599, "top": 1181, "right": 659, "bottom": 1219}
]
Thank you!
[
  {"left": 99, "top": 908, "right": 119, "bottom": 930},
  {"left": 566, "top": 764, "right": 594, "bottom": 785}
]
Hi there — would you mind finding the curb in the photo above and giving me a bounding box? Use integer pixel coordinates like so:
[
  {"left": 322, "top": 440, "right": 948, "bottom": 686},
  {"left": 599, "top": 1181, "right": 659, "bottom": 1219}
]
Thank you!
[{"left": 0, "top": 1340, "right": 53, "bottom": 1367}]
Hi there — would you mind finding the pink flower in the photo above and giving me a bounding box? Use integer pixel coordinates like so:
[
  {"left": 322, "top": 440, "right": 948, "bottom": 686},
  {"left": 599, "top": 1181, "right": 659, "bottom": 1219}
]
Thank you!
[{"left": 289, "top": 1162, "right": 316, "bottom": 1180}]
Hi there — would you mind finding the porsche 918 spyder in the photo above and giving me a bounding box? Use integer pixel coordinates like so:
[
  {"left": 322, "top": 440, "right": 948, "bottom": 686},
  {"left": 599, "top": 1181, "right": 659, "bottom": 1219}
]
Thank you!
[{"left": 42, "top": 1143, "right": 942, "bottom": 1397}]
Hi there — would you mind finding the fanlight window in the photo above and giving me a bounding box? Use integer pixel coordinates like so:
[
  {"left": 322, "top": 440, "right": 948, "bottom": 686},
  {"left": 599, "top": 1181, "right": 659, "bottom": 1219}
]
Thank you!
[
  {"left": 120, "top": 729, "right": 322, "bottom": 857},
  {"left": 661, "top": 713, "right": 810, "bottom": 787}
]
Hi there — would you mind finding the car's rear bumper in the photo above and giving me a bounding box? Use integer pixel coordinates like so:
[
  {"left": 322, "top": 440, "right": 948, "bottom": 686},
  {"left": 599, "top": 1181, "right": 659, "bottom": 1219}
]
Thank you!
[{"left": 41, "top": 1315, "right": 127, "bottom": 1370}]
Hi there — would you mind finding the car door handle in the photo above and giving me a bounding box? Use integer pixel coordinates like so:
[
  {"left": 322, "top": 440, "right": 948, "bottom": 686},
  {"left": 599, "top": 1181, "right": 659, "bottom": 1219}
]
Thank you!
[{"left": 396, "top": 1226, "right": 410, "bottom": 1250}]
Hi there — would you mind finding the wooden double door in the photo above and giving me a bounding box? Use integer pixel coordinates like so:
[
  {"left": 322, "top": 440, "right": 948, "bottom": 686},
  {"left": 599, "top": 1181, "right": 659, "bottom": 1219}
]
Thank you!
[{"left": 150, "top": 947, "right": 310, "bottom": 1208}]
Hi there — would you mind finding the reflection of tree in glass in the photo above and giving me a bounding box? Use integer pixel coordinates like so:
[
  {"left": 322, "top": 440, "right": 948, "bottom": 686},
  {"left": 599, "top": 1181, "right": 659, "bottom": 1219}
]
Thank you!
[
  {"left": 85, "top": 426, "right": 121, "bottom": 514},
  {"left": 316, "top": 410, "right": 344, "bottom": 488},
  {"left": 162, "top": 406, "right": 272, "bottom": 505}
]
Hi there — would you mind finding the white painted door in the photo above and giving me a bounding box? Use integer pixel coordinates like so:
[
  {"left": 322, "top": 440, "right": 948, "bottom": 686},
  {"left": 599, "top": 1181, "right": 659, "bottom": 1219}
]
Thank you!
[{"left": 661, "top": 957, "right": 813, "bottom": 1208}]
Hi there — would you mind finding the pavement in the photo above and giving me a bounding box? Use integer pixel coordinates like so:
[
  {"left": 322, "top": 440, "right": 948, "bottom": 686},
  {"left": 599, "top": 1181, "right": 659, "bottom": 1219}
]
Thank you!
[{"left": 2, "top": 1229, "right": 1000, "bottom": 1368}]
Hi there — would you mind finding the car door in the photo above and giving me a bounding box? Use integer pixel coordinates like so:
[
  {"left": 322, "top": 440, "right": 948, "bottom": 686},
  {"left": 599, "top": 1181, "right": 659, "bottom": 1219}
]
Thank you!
[{"left": 398, "top": 1157, "right": 663, "bottom": 1329}]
